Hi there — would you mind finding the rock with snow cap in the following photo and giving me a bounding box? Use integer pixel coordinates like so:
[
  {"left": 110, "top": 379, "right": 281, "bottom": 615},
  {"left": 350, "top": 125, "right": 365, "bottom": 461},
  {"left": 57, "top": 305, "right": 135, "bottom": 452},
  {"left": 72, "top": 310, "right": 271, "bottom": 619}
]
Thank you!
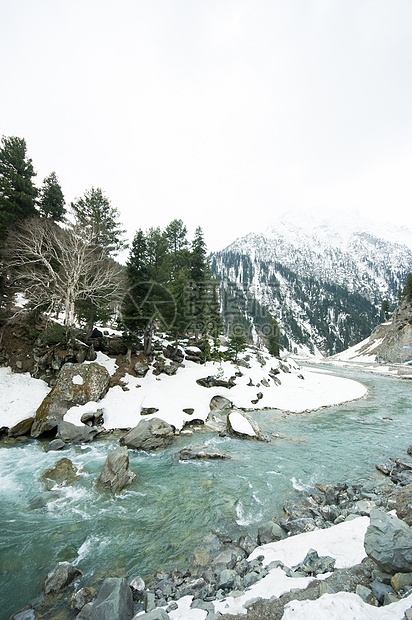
[{"left": 227, "top": 410, "right": 270, "bottom": 442}]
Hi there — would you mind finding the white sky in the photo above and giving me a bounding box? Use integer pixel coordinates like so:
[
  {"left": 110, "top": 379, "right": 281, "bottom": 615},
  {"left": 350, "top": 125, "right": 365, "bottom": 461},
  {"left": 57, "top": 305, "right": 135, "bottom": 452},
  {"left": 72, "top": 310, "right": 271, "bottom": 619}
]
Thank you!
[{"left": 1, "top": 0, "right": 412, "bottom": 252}]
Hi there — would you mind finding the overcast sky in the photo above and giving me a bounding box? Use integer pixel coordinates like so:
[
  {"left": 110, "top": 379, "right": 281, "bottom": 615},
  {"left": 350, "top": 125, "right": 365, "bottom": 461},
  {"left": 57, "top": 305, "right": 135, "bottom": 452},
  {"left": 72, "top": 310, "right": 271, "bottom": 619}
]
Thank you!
[{"left": 2, "top": 0, "right": 412, "bottom": 252}]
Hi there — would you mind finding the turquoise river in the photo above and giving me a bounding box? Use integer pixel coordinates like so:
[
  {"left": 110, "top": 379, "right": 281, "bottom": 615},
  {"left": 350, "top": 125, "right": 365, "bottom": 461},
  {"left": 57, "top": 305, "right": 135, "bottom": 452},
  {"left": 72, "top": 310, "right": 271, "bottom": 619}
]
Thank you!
[{"left": 0, "top": 365, "right": 411, "bottom": 618}]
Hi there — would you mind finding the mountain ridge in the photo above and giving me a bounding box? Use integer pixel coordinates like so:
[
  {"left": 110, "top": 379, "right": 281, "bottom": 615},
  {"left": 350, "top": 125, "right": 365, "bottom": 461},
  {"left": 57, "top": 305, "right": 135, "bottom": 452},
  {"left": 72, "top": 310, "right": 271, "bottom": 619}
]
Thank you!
[{"left": 211, "top": 213, "right": 412, "bottom": 356}]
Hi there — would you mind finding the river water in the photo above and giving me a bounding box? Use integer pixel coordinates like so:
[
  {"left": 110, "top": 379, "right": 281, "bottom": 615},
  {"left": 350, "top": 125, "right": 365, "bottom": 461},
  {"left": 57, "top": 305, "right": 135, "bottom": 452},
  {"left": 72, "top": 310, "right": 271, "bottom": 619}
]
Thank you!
[{"left": 0, "top": 366, "right": 411, "bottom": 618}]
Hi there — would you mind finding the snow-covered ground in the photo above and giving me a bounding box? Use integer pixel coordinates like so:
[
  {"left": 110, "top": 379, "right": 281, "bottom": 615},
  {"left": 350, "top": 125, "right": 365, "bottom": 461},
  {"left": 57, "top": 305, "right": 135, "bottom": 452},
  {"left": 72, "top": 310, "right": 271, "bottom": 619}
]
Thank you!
[
  {"left": 1, "top": 354, "right": 409, "bottom": 619},
  {"left": 0, "top": 349, "right": 367, "bottom": 432},
  {"left": 0, "top": 367, "right": 49, "bottom": 428},
  {"left": 64, "top": 350, "right": 367, "bottom": 431}
]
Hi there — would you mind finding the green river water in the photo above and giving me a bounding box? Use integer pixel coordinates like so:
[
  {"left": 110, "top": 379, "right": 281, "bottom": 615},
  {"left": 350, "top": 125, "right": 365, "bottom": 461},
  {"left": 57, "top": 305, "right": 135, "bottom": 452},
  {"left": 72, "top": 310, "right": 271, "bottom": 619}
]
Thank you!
[{"left": 0, "top": 366, "right": 411, "bottom": 618}]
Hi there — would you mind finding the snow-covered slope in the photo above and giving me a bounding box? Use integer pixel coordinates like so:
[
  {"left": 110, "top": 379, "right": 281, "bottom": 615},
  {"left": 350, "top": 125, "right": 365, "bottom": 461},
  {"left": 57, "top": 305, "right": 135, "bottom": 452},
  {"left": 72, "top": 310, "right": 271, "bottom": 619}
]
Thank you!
[{"left": 211, "top": 212, "right": 412, "bottom": 356}]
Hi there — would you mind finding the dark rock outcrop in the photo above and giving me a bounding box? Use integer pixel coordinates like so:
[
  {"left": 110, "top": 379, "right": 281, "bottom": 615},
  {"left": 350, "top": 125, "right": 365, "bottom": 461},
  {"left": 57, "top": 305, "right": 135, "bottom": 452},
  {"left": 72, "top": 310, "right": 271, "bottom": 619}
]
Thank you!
[
  {"left": 31, "top": 362, "right": 110, "bottom": 437},
  {"left": 197, "top": 376, "right": 236, "bottom": 389},
  {"left": 377, "top": 297, "right": 412, "bottom": 363},
  {"left": 120, "top": 418, "right": 175, "bottom": 450}
]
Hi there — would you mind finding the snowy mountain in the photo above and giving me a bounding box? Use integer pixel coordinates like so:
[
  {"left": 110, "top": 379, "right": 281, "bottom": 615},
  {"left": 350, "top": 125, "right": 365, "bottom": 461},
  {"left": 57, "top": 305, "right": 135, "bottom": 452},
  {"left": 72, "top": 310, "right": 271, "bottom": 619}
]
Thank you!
[{"left": 210, "top": 212, "right": 412, "bottom": 356}]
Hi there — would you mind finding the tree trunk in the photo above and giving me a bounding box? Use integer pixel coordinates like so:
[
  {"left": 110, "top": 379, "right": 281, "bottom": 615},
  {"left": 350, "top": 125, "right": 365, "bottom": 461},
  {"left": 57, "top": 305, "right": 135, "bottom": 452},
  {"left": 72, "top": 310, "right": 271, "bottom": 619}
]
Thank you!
[
  {"left": 86, "top": 301, "right": 96, "bottom": 338},
  {"left": 144, "top": 319, "right": 153, "bottom": 356}
]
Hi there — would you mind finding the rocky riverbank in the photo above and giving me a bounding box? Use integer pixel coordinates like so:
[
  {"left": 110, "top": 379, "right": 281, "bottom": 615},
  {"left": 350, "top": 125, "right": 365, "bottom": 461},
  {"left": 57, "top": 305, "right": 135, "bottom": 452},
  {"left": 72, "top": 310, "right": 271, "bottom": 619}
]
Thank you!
[{"left": 8, "top": 445, "right": 412, "bottom": 620}]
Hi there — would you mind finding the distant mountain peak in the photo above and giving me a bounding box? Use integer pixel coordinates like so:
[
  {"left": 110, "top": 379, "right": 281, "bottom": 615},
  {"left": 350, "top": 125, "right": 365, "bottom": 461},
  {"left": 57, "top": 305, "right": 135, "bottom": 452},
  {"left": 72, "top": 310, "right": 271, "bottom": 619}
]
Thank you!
[{"left": 212, "top": 212, "right": 412, "bottom": 356}]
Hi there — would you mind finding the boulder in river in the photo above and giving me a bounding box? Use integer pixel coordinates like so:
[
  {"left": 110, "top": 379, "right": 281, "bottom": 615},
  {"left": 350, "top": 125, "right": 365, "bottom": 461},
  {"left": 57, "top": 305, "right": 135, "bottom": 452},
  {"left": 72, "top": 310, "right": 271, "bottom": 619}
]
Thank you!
[
  {"left": 88, "top": 577, "right": 133, "bottom": 620},
  {"left": 96, "top": 446, "right": 137, "bottom": 493},
  {"left": 31, "top": 362, "right": 110, "bottom": 437},
  {"left": 178, "top": 446, "right": 232, "bottom": 460},
  {"left": 120, "top": 417, "right": 175, "bottom": 450},
  {"left": 43, "top": 562, "right": 83, "bottom": 595},
  {"left": 227, "top": 410, "right": 270, "bottom": 442},
  {"left": 364, "top": 509, "right": 412, "bottom": 573},
  {"left": 40, "top": 457, "right": 80, "bottom": 490}
]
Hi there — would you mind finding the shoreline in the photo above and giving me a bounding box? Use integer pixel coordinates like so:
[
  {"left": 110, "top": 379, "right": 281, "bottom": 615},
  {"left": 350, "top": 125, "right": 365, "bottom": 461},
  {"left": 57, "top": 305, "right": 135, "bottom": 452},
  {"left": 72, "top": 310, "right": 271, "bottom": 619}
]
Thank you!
[{"left": 7, "top": 443, "right": 412, "bottom": 620}]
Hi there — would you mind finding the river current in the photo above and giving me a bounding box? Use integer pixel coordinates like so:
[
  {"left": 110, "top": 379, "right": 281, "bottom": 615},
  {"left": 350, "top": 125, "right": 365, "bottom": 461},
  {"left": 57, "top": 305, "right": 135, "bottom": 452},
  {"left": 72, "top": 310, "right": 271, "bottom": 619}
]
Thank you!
[{"left": 0, "top": 366, "right": 411, "bottom": 618}]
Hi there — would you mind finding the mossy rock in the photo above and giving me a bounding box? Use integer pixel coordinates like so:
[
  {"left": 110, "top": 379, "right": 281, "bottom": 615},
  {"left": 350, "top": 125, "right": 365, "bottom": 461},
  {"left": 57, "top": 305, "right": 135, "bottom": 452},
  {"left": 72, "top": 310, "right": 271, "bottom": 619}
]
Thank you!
[{"left": 40, "top": 458, "right": 80, "bottom": 490}]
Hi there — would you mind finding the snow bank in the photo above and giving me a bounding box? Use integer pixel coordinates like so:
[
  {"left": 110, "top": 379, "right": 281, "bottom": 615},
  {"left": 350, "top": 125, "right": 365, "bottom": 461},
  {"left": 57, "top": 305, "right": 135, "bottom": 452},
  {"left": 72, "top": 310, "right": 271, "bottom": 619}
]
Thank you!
[
  {"left": 282, "top": 591, "right": 412, "bottom": 620},
  {"left": 248, "top": 516, "right": 369, "bottom": 569},
  {"left": 0, "top": 367, "right": 49, "bottom": 428},
  {"left": 64, "top": 350, "right": 367, "bottom": 431}
]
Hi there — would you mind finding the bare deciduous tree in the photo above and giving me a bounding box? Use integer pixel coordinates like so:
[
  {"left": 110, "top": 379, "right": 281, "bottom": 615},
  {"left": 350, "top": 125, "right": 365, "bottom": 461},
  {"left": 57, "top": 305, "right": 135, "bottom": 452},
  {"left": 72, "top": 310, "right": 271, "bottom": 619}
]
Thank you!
[{"left": 4, "top": 217, "right": 125, "bottom": 326}]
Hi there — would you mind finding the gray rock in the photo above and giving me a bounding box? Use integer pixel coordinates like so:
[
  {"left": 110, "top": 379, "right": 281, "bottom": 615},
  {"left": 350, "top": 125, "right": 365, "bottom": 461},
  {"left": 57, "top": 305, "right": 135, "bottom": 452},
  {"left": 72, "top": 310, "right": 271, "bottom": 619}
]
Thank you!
[
  {"left": 72, "top": 587, "right": 96, "bottom": 611},
  {"left": 134, "top": 361, "right": 149, "bottom": 377},
  {"left": 77, "top": 601, "right": 93, "bottom": 619},
  {"left": 212, "top": 545, "right": 246, "bottom": 570},
  {"left": 9, "top": 609, "right": 39, "bottom": 620},
  {"left": 209, "top": 396, "right": 233, "bottom": 412},
  {"left": 145, "top": 591, "right": 156, "bottom": 612},
  {"left": 217, "top": 569, "right": 237, "bottom": 590},
  {"left": 243, "top": 572, "right": 260, "bottom": 588},
  {"left": 57, "top": 420, "right": 98, "bottom": 444},
  {"left": 299, "top": 548, "right": 336, "bottom": 575},
  {"left": 364, "top": 510, "right": 412, "bottom": 573},
  {"left": 43, "top": 562, "right": 83, "bottom": 594},
  {"left": 190, "top": 600, "right": 214, "bottom": 611},
  {"left": 257, "top": 521, "right": 286, "bottom": 545},
  {"left": 371, "top": 579, "right": 394, "bottom": 604},
  {"left": 45, "top": 438, "right": 66, "bottom": 452},
  {"left": 96, "top": 446, "right": 137, "bottom": 493},
  {"left": 135, "top": 610, "right": 169, "bottom": 620},
  {"left": 40, "top": 458, "right": 80, "bottom": 490},
  {"left": 355, "top": 584, "right": 374, "bottom": 604},
  {"left": 89, "top": 577, "right": 133, "bottom": 620},
  {"left": 31, "top": 362, "right": 110, "bottom": 437},
  {"left": 120, "top": 418, "right": 175, "bottom": 450},
  {"left": 178, "top": 446, "right": 231, "bottom": 460},
  {"left": 238, "top": 534, "right": 257, "bottom": 556}
]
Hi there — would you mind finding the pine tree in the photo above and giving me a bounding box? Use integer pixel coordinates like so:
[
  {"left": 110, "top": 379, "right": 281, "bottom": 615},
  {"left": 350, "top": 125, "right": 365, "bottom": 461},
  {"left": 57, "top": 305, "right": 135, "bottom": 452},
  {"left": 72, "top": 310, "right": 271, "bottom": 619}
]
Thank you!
[
  {"left": 267, "top": 318, "right": 281, "bottom": 357},
  {"left": 190, "top": 226, "right": 207, "bottom": 282},
  {"left": 71, "top": 187, "right": 126, "bottom": 256},
  {"left": 70, "top": 188, "right": 126, "bottom": 334},
  {"left": 227, "top": 332, "right": 247, "bottom": 362},
  {"left": 165, "top": 219, "right": 189, "bottom": 261},
  {"left": 188, "top": 226, "right": 208, "bottom": 337},
  {"left": 0, "top": 136, "right": 37, "bottom": 241},
  {"left": 38, "top": 172, "right": 65, "bottom": 221},
  {"left": 381, "top": 299, "right": 390, "bottom": 321}
]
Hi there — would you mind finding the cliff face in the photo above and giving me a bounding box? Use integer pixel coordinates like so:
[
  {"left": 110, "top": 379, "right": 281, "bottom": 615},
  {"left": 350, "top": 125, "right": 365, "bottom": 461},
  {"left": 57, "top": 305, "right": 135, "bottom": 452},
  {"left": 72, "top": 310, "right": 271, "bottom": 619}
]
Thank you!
[{"left": 377, "top": 298, "right": 412, "bottom": 363}]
